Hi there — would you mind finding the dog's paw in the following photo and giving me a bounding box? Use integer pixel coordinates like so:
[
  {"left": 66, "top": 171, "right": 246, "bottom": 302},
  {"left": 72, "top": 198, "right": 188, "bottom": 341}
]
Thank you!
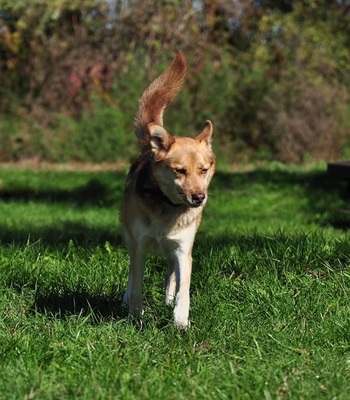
[
  {"left": 165, "top": 293, "right": 175, "bottom": 306},
  {"left": 121, "top": 292, "right": 129, "bottom": 309},
  {"left": 165, "top": 278, "right": 176, "bottom": 305},
  {"left": 174, "top": 309, "right": 190, "bottom": 329},
  {"left": 128, "top": 314, "right": 144, "bottom": 331},
  {"left": 174, "top": 318, "right": 191, "bottom": 330}
]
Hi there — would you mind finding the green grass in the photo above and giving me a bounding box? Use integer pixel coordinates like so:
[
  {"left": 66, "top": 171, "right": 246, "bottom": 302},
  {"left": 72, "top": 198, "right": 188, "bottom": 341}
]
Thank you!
[{"left": 1, "top": 162, "right": 350, "bottom": 399}]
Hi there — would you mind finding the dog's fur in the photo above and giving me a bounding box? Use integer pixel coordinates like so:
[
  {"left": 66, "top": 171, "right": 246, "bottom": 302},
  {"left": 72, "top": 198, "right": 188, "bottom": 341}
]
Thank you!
[{"left": 120, "top": 51, "right": 215, "bottom": 328}]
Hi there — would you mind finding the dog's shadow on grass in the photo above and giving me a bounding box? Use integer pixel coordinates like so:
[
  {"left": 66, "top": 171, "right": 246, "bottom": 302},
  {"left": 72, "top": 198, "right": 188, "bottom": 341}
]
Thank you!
[
  {"left": 33, "top": 290, "right": 128, "bottom": 324},
  {"left": 32, "top": 289, "right": 174, "bottom": 327}
]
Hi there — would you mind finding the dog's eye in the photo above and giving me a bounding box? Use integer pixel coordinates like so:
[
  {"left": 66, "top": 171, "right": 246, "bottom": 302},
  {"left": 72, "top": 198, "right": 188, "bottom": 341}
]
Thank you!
[
  {"left": 174, "top": 168, "right": 187, "bottom": 175},
  {"left": 201, "top": 168, "right": 208, "bottom": 175}
]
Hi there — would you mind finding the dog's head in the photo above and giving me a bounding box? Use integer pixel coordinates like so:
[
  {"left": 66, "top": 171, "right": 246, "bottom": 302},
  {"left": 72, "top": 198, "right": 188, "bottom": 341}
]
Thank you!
[{"left": 148, "top": 121, "right": 215, "bottom": 207}]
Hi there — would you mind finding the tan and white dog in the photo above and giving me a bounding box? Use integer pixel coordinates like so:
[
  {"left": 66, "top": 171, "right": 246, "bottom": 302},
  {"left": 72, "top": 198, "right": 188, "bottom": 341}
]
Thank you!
[{"left": 120, "top": 51, "right": 215, "bottom": 328}]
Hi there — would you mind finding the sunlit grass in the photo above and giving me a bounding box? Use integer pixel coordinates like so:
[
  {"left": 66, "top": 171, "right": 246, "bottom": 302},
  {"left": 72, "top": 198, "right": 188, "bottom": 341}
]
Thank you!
[{"left": 0, "top": 163, "right": 349, "bottom": 399}]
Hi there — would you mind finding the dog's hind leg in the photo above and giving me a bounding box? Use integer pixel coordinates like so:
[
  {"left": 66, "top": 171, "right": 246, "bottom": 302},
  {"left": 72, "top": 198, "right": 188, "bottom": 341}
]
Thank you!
[
  {"left": 123, "top": 246, "right": 146, "bottom": 320},
  {"left": 165, "top": 256, "right": 176, "bottom": 305}
]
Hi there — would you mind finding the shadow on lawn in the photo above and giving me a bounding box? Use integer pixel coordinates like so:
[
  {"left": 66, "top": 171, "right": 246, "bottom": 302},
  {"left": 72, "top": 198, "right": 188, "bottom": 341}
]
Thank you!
[
  {"left": 34, "top": 290, "right": 127, "bottom": 323},
  {"left": 0, "top": 172, "right": 125, "bottom": 245},
  {"left": 0, "top": 174, "right": 125, "bottom": 207},
  {"left": 214, "top": 166, "right": 350, "bottom": 230},
  {"left": 0, "top": 222, "right": 123, "bottom": 246}
]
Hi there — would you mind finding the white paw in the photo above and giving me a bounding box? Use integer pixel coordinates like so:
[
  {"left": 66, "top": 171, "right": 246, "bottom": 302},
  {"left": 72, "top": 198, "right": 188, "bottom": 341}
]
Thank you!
[
  {"left": 165, "top": 292, "right": 175, "bottom": 305},
  {"left": 174, "top": 307, "right": 190, "bottom": 329},
  {"left": 174, "top": 317, "right": 190, "bottom": 329},
  {"left": 165, "top": 276, "right": 176, "bottom": 305}
]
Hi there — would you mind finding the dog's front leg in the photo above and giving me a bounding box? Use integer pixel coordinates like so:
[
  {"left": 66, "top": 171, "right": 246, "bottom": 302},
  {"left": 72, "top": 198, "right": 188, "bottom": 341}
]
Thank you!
[
  {"left": 173, "top": 250, "right": 193, "bottom": 328},
  {"left": 123, "top": 248, "right": 146, "bottom": 320}
]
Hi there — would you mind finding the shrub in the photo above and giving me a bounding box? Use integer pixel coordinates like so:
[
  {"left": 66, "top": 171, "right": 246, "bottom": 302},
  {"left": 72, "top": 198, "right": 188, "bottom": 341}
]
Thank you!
[{"left": 45, "top": 99, "right": 136, "bottom": 163}]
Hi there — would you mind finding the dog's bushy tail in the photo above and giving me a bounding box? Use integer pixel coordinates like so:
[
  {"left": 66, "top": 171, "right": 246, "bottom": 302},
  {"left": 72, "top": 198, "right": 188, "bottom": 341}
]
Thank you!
[{"left": 134, "top": 51, "right": 187, "bottom": 152}]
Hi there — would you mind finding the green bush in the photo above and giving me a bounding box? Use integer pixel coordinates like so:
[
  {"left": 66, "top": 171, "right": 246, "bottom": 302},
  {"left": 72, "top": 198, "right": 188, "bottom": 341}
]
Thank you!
[
  {"left": 47, "top": 100, "right": 136, "bottom": 163},
  {"left": 1, "top": 0, "right": 350, "bottom": 164}
]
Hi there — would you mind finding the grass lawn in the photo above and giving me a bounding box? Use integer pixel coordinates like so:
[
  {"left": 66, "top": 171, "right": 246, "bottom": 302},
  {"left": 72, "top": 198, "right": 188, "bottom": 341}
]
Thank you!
[{"left": 0, "top": 162, "right": 350, "bottom": 399}]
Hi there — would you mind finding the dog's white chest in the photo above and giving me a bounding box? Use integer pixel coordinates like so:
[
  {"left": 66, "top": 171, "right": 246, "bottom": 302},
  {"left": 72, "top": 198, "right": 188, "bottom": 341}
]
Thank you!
[{"left": 130, "top": 212, "right": 198, "bottom": 256}]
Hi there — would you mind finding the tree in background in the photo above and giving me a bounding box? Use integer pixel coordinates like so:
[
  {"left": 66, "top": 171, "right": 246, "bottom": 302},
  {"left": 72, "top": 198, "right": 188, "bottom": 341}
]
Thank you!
[{"left": 0, "top": 0, "right": 350, "bottom": 163}]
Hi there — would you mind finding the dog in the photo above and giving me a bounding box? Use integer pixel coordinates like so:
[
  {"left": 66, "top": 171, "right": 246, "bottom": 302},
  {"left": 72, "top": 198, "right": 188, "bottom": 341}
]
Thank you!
[{"left": 120, "top": 51, "right": 215, "bottom": 328}]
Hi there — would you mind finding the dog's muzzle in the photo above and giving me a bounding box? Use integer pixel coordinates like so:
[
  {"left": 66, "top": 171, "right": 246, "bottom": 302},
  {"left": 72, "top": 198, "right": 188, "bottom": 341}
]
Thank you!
[{"left": 189, "top": 193, "right": 206, "bottom": 207}]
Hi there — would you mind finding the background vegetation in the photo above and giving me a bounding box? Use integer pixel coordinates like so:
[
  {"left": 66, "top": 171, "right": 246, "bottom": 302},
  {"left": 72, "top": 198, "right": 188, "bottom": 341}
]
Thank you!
[{"left": 1, "top": 0, "right": 350, "bottom": 164}]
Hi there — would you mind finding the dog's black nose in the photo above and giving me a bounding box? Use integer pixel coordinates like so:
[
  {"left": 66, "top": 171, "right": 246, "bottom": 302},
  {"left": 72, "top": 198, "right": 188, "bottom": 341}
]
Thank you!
[{"left": 191, "top": 193, "right": 206, "bottom": 206}]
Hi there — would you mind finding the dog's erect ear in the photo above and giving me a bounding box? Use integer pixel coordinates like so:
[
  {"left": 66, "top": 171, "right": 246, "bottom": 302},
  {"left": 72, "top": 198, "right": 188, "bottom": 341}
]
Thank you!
[
  {"left": 195, "top": 120, "right": 213, "bottom": 149},
  {"left": 148, "top": 123, "right": 175, "bottom": 154}
]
